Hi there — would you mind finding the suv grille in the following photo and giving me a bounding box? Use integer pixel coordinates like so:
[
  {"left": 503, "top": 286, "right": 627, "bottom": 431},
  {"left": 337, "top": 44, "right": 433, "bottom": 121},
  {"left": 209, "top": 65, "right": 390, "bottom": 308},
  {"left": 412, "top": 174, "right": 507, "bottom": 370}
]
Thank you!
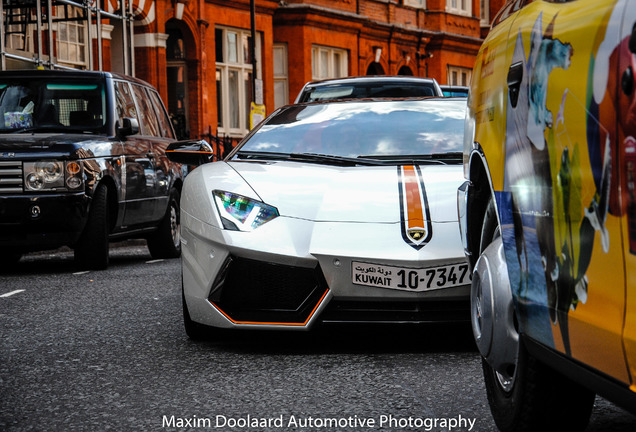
[{"left": 0, "top": 161, "right": 23, "bottom": 193}]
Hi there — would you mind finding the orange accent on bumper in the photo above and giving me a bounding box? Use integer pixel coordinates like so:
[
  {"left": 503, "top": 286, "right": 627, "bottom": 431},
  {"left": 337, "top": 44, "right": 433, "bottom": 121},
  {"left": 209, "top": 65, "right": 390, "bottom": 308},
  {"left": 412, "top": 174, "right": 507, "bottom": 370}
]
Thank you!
[{"left": 210, "top": 288, "right": 329, "bottom": 326}]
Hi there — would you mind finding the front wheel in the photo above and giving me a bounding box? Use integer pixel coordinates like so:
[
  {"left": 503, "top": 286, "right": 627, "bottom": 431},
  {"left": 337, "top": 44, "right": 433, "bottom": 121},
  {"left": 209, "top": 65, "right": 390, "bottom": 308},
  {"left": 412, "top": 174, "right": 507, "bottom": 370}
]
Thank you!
[
  {"left": 147, "top": 188, "right": 181, "bottom": 259},
  {"left": 482, "top": 346, "right": 595, "bottom": 432},
  {"left": 477, "top": 199, "right": 595, "bottom": 431},
  {"left": 74, "top": 184, "right": 109, "bottom": 270}
]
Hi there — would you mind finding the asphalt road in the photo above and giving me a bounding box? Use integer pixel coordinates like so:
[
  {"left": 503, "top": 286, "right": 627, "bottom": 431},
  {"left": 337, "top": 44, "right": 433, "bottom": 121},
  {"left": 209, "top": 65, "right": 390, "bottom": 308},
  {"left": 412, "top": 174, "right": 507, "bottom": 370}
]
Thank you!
[{"left": 1, "top": 243, "right": 634, "bottom": 432}]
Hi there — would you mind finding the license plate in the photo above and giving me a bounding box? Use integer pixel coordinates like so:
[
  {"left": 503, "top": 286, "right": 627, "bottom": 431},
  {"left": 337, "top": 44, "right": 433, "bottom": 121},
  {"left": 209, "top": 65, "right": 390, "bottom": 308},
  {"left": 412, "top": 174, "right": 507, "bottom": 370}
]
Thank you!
[{"left": 352, "top": 261, "right": 472, "bottom": 292}]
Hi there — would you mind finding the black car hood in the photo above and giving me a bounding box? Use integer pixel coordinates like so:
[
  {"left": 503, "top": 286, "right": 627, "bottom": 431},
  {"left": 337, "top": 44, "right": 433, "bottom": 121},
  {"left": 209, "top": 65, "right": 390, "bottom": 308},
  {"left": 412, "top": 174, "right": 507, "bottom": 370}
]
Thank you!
[{"left": 0, "top": 133, "right": 114, "bottom": 159}]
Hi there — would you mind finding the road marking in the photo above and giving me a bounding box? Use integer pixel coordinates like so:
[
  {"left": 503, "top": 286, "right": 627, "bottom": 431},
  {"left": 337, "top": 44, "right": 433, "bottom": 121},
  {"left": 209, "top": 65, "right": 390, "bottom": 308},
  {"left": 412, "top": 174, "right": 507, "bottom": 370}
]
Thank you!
[
  {"left": 146, "top": 259, "right": 164, "bottom": 264},
  {"left": 73, "top": 271, "right": 90, "bottom": 275},
  {"left": 1, "top": 290, "right": 25, "bottom": 298}
]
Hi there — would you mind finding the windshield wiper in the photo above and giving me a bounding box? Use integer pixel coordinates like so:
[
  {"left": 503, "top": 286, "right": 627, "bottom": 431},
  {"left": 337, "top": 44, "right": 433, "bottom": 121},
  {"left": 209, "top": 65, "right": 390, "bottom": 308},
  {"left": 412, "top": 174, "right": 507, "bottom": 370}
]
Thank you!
[
  {"left": 358, "top": 152, "right": 463, "bottom": 165},
  {"left": 236, "top": 150, "right": 385, "bottom": 166},
  {"left": 235, "top": 150, "right": 291, "bottom": 161},
  {"left": 289, "top": 152, "right": 385, "bottom": 166}
]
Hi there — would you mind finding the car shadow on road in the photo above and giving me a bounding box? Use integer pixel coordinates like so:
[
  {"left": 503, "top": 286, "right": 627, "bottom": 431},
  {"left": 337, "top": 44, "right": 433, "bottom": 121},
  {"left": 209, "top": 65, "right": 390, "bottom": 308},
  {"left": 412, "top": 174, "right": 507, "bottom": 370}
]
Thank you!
[
  {"left": 190, "top": 322, "right": 478, "bottom": 355},
  {"left": 1, "top": 242, "right": 154, "bottom": 275}
]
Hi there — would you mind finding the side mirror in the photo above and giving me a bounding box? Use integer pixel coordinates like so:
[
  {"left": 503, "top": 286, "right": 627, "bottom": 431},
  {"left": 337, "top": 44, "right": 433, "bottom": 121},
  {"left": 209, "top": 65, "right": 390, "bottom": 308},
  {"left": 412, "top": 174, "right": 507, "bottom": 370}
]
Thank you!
[
  {"left": 166, "top": 139, "right": 214, "bottom": 166},
  {"left": 117, "top": 117, "right": 140, "bottom": 137}
]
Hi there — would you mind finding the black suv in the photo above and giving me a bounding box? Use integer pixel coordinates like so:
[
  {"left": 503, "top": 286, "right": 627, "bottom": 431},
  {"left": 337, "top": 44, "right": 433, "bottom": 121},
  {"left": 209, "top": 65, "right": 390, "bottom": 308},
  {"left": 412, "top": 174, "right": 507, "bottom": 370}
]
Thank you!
[{"left": 0, "top": 70, "right": 185, "bottom": 269}]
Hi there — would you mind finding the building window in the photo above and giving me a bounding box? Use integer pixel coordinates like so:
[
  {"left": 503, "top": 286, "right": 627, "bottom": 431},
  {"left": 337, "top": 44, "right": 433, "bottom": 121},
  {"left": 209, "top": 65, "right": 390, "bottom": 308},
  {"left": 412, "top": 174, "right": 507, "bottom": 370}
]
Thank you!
[
  {"left": 446, "top": 0, "right": 471, "bottom": 16},
  {"left": 166, "top": 24, "right": 188, "bottom": 139},
  {"left": 56, "top": 5, "right": 87, "bottom": 67},
  {"left": 448, "top": 66, "right": 472, "bottom": 86},
  {"left": 273, "top": 44, "right": 289, "bottom": 108},
  {"left": 480, "top": 0, "right": 490, "bottom": 25},
  {"left": 3, "top": 7, "right": 32, "bottom": 53},
  {"left": 404, "top": 0, "right": 425, "bottom": 8},
  {"left": 216, "top": 27, "right": 261, "bottom": 136},
  {"left": 311, "top": 45, "right": 348, "bottom": 81}
]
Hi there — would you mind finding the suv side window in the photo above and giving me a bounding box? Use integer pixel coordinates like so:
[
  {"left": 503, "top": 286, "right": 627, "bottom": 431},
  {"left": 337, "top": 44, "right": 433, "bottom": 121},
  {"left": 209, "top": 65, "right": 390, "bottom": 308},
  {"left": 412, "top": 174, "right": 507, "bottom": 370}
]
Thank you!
[
  {"left": 114, "top": 80, "right": 139, "bottom": 129},
  {"left": 131, "top": 84, "right": 161, "bottom": 137},
  {"left": 147, "top": 89, "right": 175, "bottom": 139}
]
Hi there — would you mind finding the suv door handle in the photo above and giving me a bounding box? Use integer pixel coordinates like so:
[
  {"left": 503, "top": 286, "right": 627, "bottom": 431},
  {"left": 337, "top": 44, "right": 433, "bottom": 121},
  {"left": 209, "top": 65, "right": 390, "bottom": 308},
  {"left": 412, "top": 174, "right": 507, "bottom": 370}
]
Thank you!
[{"left": 507, "top": 62, "right": 524, "bottom": 108}]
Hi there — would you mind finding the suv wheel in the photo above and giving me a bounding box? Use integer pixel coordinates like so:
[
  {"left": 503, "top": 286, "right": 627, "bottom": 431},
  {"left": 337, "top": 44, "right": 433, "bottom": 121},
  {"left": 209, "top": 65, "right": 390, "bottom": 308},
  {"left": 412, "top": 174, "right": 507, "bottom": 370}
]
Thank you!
[
  {"left": 147, "top": 188, "right": 181, "bottom": 259},
  {"left": 74, "top": 184, "right": 109, "bottom": 270}
]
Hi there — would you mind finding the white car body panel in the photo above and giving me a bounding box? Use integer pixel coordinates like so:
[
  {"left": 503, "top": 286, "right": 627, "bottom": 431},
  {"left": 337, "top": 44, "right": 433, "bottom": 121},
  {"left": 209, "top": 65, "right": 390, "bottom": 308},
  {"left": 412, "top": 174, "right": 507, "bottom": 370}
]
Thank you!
[{"left": 180, "top": 158, "right": 469, "bottom": 330}]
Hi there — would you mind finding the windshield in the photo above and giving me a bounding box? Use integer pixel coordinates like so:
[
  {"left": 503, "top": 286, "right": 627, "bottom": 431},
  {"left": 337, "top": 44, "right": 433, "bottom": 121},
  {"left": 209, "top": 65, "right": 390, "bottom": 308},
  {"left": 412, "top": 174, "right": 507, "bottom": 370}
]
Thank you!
[
  {"left": 236, "top": 99, "right": 466, "bottom": 160},
  {"left": 302, "top": 83, "right": 437, "bottom": 102},
  {"left": 0, "top": 78, "right": 106, "bottom": 133}
]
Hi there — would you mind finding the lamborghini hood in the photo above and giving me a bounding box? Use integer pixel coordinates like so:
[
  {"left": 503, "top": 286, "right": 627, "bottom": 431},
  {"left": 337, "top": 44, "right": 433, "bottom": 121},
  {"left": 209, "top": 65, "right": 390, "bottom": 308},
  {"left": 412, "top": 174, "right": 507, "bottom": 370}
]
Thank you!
[{"left": 226, "top": 160, "right": 462, "bottom": 224}]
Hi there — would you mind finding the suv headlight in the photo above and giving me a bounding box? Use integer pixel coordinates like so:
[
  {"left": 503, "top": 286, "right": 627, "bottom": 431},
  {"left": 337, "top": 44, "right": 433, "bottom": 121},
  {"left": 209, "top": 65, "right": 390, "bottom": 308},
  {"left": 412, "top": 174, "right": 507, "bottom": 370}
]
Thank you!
[
  {"left": 213, "top": 190, "right": 279, "bottom": 231},
  {"left": 23, "top": 160, "right": 84, "bottom": 192}
]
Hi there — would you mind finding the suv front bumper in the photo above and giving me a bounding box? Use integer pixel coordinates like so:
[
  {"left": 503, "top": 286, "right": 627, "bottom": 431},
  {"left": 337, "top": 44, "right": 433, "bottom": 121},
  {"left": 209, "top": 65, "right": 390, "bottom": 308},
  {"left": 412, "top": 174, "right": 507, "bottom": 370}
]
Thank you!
[{"left": 0, "top": 193, "right": 90, "bottom": 252}]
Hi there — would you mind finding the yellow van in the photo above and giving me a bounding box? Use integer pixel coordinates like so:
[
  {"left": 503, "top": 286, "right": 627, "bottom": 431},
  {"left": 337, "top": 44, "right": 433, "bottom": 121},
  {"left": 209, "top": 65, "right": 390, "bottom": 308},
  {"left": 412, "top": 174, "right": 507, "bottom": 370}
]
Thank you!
[{"left": 459, "top": 0, "right": 636, "bottom": 430}]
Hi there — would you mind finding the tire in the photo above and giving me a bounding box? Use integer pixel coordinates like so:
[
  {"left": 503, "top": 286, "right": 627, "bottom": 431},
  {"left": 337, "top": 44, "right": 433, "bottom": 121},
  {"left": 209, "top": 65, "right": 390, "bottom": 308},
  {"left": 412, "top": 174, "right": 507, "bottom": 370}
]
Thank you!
[
  {"left": 147, "top": 188, "right": 181, "bottom": 259},
  {"left": 182, "top": 283, "right": 210, "bottom": 341},
  {"left": 478, "top": 199, "right": 595, "bottom": 432},
  {"left": 74, "top": 184, "right": 109, "bottom": 270}
]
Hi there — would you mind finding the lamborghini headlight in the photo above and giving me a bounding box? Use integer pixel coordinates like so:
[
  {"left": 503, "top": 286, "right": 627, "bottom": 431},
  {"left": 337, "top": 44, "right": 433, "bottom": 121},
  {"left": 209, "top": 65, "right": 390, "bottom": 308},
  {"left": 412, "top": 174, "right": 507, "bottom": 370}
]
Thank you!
[{"left": 213, "top": 190, "right": 279, "bottom": 231}]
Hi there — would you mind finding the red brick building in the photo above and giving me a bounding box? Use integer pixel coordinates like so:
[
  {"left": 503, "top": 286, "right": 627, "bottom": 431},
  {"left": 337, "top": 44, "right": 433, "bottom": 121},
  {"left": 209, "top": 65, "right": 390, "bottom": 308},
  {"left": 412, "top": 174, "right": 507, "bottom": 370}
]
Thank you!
[{"left": 0, "top": 0, "right": 505, "bottom": 144}]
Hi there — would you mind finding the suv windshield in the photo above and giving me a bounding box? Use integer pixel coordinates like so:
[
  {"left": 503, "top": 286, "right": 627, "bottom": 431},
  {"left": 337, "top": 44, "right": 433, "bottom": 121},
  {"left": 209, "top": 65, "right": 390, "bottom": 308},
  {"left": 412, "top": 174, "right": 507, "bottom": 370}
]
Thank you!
[
  {"left": 236, "top": 99, "right": 466, "bottom": 162},
  {"left": 0, "top": 78, "right": 106, "bottom": 134}
]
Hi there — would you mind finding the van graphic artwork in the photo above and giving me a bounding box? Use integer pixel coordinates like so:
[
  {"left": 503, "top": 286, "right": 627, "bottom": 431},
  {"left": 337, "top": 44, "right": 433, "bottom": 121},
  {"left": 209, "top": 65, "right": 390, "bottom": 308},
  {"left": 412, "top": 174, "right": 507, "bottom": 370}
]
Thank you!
[{"left": 462, "top": 0, "right": 636, "bottom": 427}]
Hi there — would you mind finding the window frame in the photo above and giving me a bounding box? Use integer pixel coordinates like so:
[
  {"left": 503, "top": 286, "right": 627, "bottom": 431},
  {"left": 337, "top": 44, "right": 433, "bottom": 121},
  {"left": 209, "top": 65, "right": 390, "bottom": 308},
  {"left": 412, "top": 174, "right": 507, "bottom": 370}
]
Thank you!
[
  {"left": 55, "top": 5, "right": 88, "bottom": 68},
  {"left": 404, "top": 0, "right": 426, "bottom": 8},
  {"left": 273, "top": 43, "right": 289, "bottom": 109},
  {"left": 216, "top": 26, "right": 262, "bottom": 137},
  {"left": 446, "top": 0, "right": 472, "bottom": 17},
  {"left": 447, "top": 65, "right": 472, "bottom": 87},
  {"left": 480, "top": 0, "right": 490, "bottom": 25},
  {"left": 311, "top": 45, "right": 348, "bottom": 81}
]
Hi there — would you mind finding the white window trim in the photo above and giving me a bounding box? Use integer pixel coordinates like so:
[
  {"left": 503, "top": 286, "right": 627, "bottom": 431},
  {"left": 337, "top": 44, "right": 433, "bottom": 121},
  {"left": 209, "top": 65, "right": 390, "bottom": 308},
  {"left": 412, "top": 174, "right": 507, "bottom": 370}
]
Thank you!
[
  {"left": 3, "top": 9, "right": 32, "bottom": 54},
  {"left": 480, "top": 0, "right": 490, "bottom": 26},
  {"left": 216, "top": 26, "right": 262, "bottom": 137},
  {"left": 404, "top": 0, "right": 426, "bottom": 8},
  {"left": 446, "top": 0, "right": 472, "bottom": 17},
  {"left": 55, "top": 5, "right": 89, "bottom": 68},
  {"left": 311, "top": 45, "right": 348, "bottom": 81},
  {"left": 273, "top": 43, "right": 289, "bottom": 109},
  {"left": 447, "top": 65, "right": 472, "bottom": 87}
]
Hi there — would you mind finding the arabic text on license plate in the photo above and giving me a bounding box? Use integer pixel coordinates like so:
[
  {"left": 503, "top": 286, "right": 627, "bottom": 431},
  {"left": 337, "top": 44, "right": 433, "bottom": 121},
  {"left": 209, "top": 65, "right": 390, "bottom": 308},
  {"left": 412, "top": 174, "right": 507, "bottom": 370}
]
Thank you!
[{"left": 352, "top": 261, "right": 472, "bottom": 292}]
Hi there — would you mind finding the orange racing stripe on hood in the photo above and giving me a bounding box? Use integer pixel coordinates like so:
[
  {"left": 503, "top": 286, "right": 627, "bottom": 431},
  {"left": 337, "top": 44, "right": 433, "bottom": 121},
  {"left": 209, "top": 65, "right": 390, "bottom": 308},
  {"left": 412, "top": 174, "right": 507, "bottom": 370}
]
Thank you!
[{"left": 398, "top": 165, "right": 432, "bottom": 250}]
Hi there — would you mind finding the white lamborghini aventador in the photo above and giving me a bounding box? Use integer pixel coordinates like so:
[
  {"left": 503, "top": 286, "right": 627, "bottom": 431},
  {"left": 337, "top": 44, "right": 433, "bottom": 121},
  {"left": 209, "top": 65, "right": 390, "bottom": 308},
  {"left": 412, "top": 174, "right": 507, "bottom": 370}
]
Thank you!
[{"left": 167, "top": 97, "right": 470, "bottom": 339}]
